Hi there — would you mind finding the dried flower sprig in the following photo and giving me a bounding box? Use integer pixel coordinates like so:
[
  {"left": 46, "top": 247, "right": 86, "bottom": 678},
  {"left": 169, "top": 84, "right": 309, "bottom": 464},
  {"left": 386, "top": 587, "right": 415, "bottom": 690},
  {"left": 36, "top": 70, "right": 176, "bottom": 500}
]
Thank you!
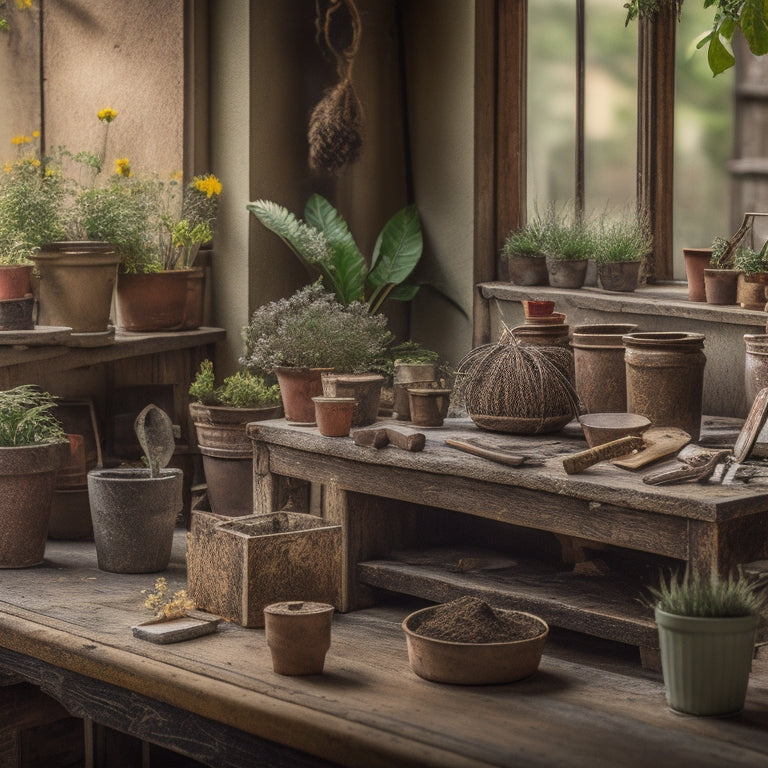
[{"left": 141, "top": 577, "right": 196, "bottom": 620}]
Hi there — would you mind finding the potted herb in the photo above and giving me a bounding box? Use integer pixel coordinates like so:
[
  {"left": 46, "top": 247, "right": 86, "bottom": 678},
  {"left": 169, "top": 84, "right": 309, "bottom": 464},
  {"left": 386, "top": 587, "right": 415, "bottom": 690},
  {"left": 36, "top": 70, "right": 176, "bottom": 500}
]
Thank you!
[
  {"left": 543, "top": 206, "right": 594, "bottom": 289},
  {"left": 704, "top": 235, "right": 741, "bottom": 305},
  {"left": 734, "top": 241, "right": 768, "bottom": 310},
  {"left": 188, "top": 360, "right": 282, "bottom": 516},
  {"left": 501, "top": 212, "right": 549, "bottom": 287},
  {"left": 0, "top": 385, "right": 69, "bottom": 568},
  {"left": 649, "top": 568, "right": 768, "bottom": 716},
  {"left": 593, "top": 211, "right": 652, "bottom": 292},
  {"left": 241, "top": 283, "right": 393, "bottom": 425},
  {"left": 247, "top": 194, "right": 422, "bottom": 313}
]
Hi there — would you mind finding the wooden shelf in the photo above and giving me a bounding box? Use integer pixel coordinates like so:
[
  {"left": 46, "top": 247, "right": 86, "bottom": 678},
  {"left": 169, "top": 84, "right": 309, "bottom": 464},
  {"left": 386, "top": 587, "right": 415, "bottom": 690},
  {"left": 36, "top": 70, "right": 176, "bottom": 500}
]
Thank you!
[{"left": 359, "top": 547, "right": 660, "bottom": 649}]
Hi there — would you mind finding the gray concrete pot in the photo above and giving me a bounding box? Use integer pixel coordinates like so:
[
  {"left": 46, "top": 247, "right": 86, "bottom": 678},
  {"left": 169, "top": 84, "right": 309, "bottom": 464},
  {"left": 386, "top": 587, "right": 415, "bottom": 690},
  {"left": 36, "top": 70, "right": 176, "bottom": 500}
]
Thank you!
[{"left": 87, "top": 467, "right": 183, "bottom": 573}]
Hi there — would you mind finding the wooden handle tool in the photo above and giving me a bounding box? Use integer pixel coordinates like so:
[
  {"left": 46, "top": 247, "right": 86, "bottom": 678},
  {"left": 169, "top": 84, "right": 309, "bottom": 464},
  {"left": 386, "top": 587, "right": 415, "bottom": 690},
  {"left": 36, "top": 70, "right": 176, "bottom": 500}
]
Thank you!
[
  {"left": 385, "top": 427, "right": 426, "bottom": 452},
  {"left": 563, "top": 435, "right": 645, "bottom": 475},
  {"left": 445, "top": 439, "right": 527, "bottom": 467},
  {"left": 353, "top": 428, "right": 389, "bottom": 449}
]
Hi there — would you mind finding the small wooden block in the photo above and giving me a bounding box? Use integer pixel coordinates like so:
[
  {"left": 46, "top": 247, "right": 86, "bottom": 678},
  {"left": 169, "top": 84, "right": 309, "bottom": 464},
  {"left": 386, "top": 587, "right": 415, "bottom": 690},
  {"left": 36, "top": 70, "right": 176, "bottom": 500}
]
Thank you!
[
  {"left": 132, "top": 612, "right": 222, "bottom": 644},
  {"left": 353, "top": 428, "right": 389, "bottom": 449},
  {"left": 385, "top": 427, "right": 426, "bottom": 452}
]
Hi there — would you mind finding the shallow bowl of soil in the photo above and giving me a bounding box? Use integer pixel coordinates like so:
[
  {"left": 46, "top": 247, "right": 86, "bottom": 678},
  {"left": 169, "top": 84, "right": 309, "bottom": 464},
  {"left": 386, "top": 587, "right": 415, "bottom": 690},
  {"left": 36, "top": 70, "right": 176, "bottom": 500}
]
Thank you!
[{"left": 402, "top": 596, "right": 549, "bottom": 685}]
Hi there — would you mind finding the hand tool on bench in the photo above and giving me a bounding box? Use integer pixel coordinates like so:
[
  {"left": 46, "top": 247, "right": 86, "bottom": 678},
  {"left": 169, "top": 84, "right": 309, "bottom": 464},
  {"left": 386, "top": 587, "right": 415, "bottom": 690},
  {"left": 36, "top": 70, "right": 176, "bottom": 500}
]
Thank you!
[
  {"left": 445, "top": 438, "right": 528, "bottom": 467},
  {"left": 642, "top": 449, "right": 731, "bottom": 485},
  {"left": 610, "top": 427, "right": 691, "bottom": 469},
  {"left": 562, "top": 435, "right": 645, "bottom": 475},
  {"left": 353, "top": 426, "right": 426, "bottom": 452}
]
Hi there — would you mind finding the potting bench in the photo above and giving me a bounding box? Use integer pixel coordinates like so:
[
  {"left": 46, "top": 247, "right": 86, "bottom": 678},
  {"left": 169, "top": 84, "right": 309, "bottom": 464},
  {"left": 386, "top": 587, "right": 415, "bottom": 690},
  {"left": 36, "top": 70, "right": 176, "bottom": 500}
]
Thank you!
[{"left": 248, "top": 416, "right": 768, "bottom": 666}]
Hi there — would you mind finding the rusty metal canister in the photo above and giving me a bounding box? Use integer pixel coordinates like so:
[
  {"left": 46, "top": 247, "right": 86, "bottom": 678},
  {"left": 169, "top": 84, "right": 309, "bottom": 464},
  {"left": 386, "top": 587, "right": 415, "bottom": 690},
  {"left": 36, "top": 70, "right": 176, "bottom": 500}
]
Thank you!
[
  {"left": 571, "top": 323, "right": 638, "bottom": 414},
  {"left": 623, "top": 332, "right": 706, "bottom": 441},
  {"left": 744, "top": 334, "right": 768, "bottom": 407}
]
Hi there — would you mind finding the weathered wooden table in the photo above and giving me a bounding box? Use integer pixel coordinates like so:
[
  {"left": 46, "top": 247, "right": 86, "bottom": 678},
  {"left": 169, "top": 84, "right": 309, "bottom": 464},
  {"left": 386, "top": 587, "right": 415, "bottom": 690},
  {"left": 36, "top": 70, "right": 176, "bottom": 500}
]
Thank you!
[
  {"left": 249, "top": 416, "right": 768, "bottom": 665},
  {"left": 3, "top": 534, "right": 768, "bottom": 767}
]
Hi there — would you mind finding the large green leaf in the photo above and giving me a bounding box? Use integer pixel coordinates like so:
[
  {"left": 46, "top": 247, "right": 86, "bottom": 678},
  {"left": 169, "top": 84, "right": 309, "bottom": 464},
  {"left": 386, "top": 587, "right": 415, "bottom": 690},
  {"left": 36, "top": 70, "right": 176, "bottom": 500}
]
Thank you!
[
  {"left": 368, "top": 205, "right": 423, "bottom": 288},
  {"left": 742, "top": 0, "right": 768, "bottom": 56},
  {"left": 304, "top": 194, "right": 366, "bottom": 304}
]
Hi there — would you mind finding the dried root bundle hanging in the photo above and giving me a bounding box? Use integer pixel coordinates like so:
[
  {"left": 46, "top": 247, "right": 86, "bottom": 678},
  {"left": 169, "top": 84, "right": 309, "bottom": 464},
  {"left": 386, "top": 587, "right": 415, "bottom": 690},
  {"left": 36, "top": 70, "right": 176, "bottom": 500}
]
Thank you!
[
  {"left": 309, "top": 0, "right": 365, "bottom": 176},
  {"left": 455, "top": 328, "right": 579, "bottom": 434}
]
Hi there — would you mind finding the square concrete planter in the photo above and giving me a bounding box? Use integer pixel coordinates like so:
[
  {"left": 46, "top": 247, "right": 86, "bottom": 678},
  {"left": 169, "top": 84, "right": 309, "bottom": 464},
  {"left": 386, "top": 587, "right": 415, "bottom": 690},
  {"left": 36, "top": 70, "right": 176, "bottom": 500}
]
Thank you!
[{"left": 187, "top": 509, "right": 341, "bottom": 627}]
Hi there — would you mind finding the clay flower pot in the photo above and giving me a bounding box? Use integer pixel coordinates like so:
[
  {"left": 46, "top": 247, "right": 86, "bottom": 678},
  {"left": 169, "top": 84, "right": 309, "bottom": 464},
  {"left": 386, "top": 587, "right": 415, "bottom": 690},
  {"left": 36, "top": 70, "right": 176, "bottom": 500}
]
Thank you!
[
  {"left": 274, "top": 367, "right": 332, "bottom": 425},
  {"left": 522, "top": 299, "right": 555, "bottom": 319},
  {"left": 116, "top": 270, "right": 190, "bottom": 332},
  {"left": 312, "top": 396, "right": 356, "bottom": 437},
  {"left": 407, "top": 387, "right": 451, "bottom": 427},
  {"left": 683, "top": 248, "right": 712, "bottom": 302},
  {"left": 392, "top": 361, "right": 437, "bottom": 420},
  {"left": 596, "top": 261, "right": 640, "bottom": 292},
  {"left": 704, "top": 268, "right": 739, "bottom": 305},
  {"left": 0, "top": 263, "right": 33, "bottom": 300},
  {"left": 737, "top": 272, "right": 768, "bottom": 311},
  {"left": 506, "top": 254, "right": 548, "bottom": 286},
  {"left": 545, "top": 257, "right": 588, "bottom": 289},
  {"left": 264, "top": 601, "right": 335, "bottom": 675},
  {"left": 0, "top": 296, "right": 34, "bottom": 331},
  {"left": 321, "top": 372, "right": 384, "bottom": 427}
]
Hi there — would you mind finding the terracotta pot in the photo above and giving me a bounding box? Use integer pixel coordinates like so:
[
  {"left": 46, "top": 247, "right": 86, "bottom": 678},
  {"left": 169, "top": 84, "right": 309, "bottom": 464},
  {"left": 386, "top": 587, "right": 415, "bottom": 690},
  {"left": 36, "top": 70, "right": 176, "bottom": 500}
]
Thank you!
[
  {"left": 31, "top": 241, "right": 119, "bottom": 333},
  {"left": 182, "top": 266, "right": 205, "bottom": 330},
  {"left": 506, "top": 254, "right": 548, "bottom": 286},
  {"left": 511, "top": 323, "right": 571, "bottom": 349},
  {"left": 408, "top": 387, "right": 451, "bottom": 427},
  {"left": 571, "top": 323, "right": 638, "bottom": 414},
  {"left": 623, "top": 332, "right": 706, "bottom": 441},
  {"left": 744, "top": 334, "right": 768, "bottom": 407},
  {"left": 116, "top": 270, "right": 190, "bottom": 332},
  {"left": 312, "top": 396, "right": 356, "bottom": 437},
  {"left": 704, "top": 268, "right": 739, "bottom": 305},
  {"left": 0, "top": 296, "right": 34, "bottom": 331},
  {"left": 321, "top": 373, "right": 384, "bottom": 427},
  {"left": 274, "top": 367, "right": 331, "bottom": 425},
  {"left": 402, "top": 605, "right": 549, "bottom": 685},
  {"left": 392, "top": 361, "right": 437, "bottom": 420},
  {"left": 189, "top": 402, "right": 282, "bottom": 516},
  {"left": 683, "top": 248, "right": 712, "bottom": 302},
  {"left": 545, "top": 257, "right": 588, "bottom": 289},
  {"left": 737, "top": 272, "right": 768, "bottom": 310},
  {"left": 87, "top": 467, "right": 183, "bottom": 573},
  {"left": 264, "top": 601, "right": 335, "bottom": 675},
  {"left": 522, "top": 299, "right": 555, "bottom": 318},
  {"left": 0, "top": 441, "right": 70, "bottom": 568},
  {"left": 0, "top": 264, "right": 33, "bottom": 300},
  {"left": 596, "top": 261, "right": 640, "bottom": 292}
]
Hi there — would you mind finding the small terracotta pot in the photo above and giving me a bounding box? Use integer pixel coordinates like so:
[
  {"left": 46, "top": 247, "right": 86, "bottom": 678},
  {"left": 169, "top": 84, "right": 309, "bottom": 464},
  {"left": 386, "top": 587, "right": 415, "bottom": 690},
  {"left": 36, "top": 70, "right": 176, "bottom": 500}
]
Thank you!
[
  {"left": 737, "top": 272, "right": 768, "bottom": 311},
  {"left": 181, "top": 266, "right": 205, "bottom": 330},
  {"left": 264, "top": 601, "right": 334, "bottom": 675},
  {"left": 703, "top": 268, "right": 739, "bottom": 305},
  {"left": 321, "top": 373, "right": 384, "bottom": 427},
  {"left": 0, "top": 264, "right": 33, "bottom": 300},
  {"left": 393, "top": 361, "right": 437, "bottom": 420},
  {"left": 408, "top": 387, "right": 451, "bottom": 427},
  {"left": 312, "top": 396, "right": 356, "bottom": 437},
  {"left": 522, "top": 299, "right": 555, "bottom": 318},
  {"left": 116, "top": 270, "right": 190, "bottom": 332},
  {"left": 275, "top": 367, "right": 331, "bottom": 425},
  {"left": 682, "top": 248, "right": 712, "bottom": 302}
]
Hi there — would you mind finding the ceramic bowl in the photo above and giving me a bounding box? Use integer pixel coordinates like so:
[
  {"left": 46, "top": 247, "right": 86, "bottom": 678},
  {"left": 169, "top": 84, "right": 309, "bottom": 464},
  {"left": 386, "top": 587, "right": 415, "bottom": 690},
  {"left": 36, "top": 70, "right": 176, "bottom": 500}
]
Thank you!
[
  {"left": 402, "top": 605, "right": 549, "bottom": 685},
  {"left": 579, "top": 412, "right": 651, "bottom": 448}
]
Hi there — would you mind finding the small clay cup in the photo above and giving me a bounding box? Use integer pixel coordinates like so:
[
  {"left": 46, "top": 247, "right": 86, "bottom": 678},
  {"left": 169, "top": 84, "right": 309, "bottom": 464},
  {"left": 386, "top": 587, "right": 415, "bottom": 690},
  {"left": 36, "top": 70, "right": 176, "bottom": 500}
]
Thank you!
[
  {"left": 264, "top": 601, "right": 335, "bottom": 675},
  {"left": 312, "top": 396, "right": 356, "bottom": 437},
  {"left": 408, "top": 388, "right": 451, "bottom": 427},
  {"left": 522, "top": 299, "right": 555, "bottom": 319}
]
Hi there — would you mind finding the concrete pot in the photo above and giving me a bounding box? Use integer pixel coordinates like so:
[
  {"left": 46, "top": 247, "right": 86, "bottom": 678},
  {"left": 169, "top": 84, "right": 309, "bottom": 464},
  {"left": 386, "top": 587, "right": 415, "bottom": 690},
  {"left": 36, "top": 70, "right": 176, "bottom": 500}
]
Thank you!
[
  {"left": 264, "top": 601, "right": 335, "bottom": 675},
  {"left": 704, "top": 268, "right": 739, "bottom": 305},
  {"left": 545, "top": 256, "right": 588, "bottom": 289},
  {"left": 87, "top": 467, "right": 183, "bottom": 573},
  {"left": 597, "top": 261, "right": 640, "bottom": 292},
  {"left": 506, "top": 254, "right": 548, "bottom": 286},
  {"left": 393, "top": 361, "right": 437, "bottom": 420},
  {"left": 0, "top": 296, "right": 34, "bottom": 331},
  {"left": 0, "top": 441, "right": 70, "bottom": 567}
]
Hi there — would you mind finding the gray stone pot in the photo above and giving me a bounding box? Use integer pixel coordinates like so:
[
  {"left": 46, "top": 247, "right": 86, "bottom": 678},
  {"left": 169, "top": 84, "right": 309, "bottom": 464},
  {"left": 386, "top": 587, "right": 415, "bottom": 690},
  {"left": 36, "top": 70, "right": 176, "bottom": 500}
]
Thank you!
[{"left": 87, "top": 467, "right": 183, "bottom": 573}]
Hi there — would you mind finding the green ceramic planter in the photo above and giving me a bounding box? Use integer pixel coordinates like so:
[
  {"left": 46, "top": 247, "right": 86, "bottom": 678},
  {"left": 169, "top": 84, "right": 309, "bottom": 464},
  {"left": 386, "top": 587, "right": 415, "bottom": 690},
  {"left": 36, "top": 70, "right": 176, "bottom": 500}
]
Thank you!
[{"left": 655, "top": 606, "right": 759, "bottom": 716}]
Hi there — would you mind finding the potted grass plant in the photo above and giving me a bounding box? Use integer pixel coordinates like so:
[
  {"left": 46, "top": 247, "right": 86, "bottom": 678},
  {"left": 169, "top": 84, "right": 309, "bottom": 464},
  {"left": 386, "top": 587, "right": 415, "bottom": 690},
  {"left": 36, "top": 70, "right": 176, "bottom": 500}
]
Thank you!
[
  {"left": 501, "top": 212, "right": 549, "bottom": 287},
  {"left": 543, "top": 206, "right": 594, "bottom": 289},
  {"left": 188, "top": 360, "right": 282, "bottom": 516},
  {"left": 649, "top": 567, "right": 768, "bottom": 716},
  {"left": 593, "top": 210, "right": 652, "bottom": 292},
  {"left": 0, "top": 385, "right": 69, "bottom": 567},
  {"left": 241, "top": 283, "right": 393, "bottom": 425}
]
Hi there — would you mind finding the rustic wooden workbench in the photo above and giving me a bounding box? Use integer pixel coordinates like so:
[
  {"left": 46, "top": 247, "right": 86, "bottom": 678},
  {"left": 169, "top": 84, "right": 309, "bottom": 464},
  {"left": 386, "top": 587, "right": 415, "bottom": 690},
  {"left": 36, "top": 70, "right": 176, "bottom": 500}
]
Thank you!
[
  {"left": 249, "top": 416, "right": 768, "bottom": 664},
  {"left": 2, "top": 534, "right": 768, "bottom": 767}
]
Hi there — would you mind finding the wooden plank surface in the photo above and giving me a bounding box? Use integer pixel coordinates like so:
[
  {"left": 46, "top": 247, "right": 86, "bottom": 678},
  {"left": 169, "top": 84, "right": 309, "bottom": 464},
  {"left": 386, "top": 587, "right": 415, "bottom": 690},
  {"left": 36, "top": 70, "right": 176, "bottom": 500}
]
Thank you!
[{"left": 2, "top": 536, "right": 768, "bottom": 766}]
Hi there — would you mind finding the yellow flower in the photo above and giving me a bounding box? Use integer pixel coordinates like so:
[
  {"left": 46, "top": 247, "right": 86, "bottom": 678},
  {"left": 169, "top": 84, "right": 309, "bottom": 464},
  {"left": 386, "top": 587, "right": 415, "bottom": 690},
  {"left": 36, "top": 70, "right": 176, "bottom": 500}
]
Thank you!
[
  {"left": 193, "top": 174, "right": 222, "bottom": 198},
  {"left": 30, "top": 158, "right": 40, "bottom": 167},
  {"left": 32, "top": 130, "right": 39, "bottom": 138},
  {"left": 170, "top": 170, "right": 183, "bottom": 182},
  {"left": 11, "top": 134, "right": 30, "bottom": 146},
  {"left": 3, "top": 164, "right": 11, "bottom": 174},
  {"left": 15, "top": 0, "right": 33, "bottom": 9},
  {"left": 114, "top": 157, "right": 132, "bottom": 177},
  {"left": 97, "top": 107, "right": 118, "bottom": 123}
]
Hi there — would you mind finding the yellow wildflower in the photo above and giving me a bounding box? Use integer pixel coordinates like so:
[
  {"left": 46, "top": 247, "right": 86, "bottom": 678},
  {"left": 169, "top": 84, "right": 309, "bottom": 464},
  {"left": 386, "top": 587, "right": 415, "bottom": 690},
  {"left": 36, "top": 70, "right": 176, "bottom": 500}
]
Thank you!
[
  {"left": 3, "top": 163, "right": 11, "bottom": 174},
  {"left": 30, "top": 158, "right": 40, "bottom": 167},
  {"left": 170, "top": 170, "right": 183, "bottom": 182},
  {"left": 193, "top": 174, "right": 222, "bottom": 198},
  {"left": 11, "top": 134, "right": 30, "bottom": 146},
  {"left": 97, "top": 107, "right": 118, "bottom": 123},
  {"left": 32, "top": 129, "right": 39, "bottom": 138},
  {"left": 15, "top": 0, "right": 33, "bottom": 9},
  {"left": 114, "top": 157, "right": 132, "bottom": 177}
]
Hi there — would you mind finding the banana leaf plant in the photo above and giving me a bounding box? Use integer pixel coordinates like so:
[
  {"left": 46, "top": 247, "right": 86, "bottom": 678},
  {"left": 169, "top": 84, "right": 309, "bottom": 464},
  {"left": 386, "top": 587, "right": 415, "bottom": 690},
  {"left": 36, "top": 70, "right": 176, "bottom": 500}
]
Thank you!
[{"left": 247, "top": 193, "right": 422, "bottom": 313}]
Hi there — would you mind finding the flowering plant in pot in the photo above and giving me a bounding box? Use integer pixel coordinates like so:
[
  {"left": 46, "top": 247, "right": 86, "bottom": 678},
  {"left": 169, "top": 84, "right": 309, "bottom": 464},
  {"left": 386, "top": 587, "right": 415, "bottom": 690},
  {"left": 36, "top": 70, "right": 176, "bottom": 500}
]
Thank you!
[
  {"left": 0, "top": 385, "right": 69, "bottom": 568},
  {"left": 189, "top": 360, "right": 282, "bottom": 517},
  {"left": 241, "top": 283, "right": 393, "bottom": 425},
  {"left": 648, "top": 567, "right": 768, "bottom": 716}
]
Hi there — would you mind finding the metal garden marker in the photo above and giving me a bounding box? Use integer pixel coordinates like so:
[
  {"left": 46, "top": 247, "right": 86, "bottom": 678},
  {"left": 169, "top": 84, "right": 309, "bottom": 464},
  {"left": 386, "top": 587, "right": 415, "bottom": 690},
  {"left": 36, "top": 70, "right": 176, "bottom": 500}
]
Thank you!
[{"left": 134, "top": 404, "right": 175, "bottom": 478}]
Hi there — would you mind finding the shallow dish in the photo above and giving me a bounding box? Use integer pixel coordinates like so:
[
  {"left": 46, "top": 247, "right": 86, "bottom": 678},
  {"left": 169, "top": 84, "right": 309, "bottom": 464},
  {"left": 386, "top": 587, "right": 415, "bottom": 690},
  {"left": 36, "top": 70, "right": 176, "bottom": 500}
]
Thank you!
[
  {"left": 579, "top": 412, "right": 651, "bottom": 448},
  {"left": 402, "top": 605, "right": 548, "bottom": 685}
]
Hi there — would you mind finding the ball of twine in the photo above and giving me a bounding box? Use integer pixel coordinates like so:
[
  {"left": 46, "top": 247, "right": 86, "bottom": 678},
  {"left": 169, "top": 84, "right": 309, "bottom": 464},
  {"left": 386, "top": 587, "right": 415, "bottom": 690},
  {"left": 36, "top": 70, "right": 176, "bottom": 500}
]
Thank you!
[
  {"left": 456, "top": 328, "right": 578, "bottom": 433},
  {"left": 308, "top": 79, "right": 364, "bottom": 176}
]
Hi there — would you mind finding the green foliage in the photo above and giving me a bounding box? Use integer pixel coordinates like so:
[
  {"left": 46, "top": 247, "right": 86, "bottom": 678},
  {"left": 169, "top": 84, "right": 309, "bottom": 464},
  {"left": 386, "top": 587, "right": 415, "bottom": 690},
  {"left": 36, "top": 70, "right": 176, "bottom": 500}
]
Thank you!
[
  {"left": 593, "top": 210, "right": 652, "bottom": 264},
  {"left": 625, "top": 0, "right": 768, "bottom": 76},
  {"left": 733, "top": 241, "right": 768, "bottom": 275},
  {"left": 0, "top": 385, "right": 65, "bottom": 447},
  {"left": 648, "top": 567, "right": 768, "bottom": 618},
  {"left": 502, "top": 213, "right": 548, "bottom": 260},
  {"left": 541, "top": 204, "right": 595, "bottom": 262},
  {"left": 247, "top": 194, "right": 423, "bottom": 313},
  {"left": 241, "top": 282, "right": 393, "bottom": 375},
  {"left": 377, "top": 340, "right": 441, "bottom": 380},
  {"left": 188, "top": 360, "right": 280, "bottom": 408}
]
